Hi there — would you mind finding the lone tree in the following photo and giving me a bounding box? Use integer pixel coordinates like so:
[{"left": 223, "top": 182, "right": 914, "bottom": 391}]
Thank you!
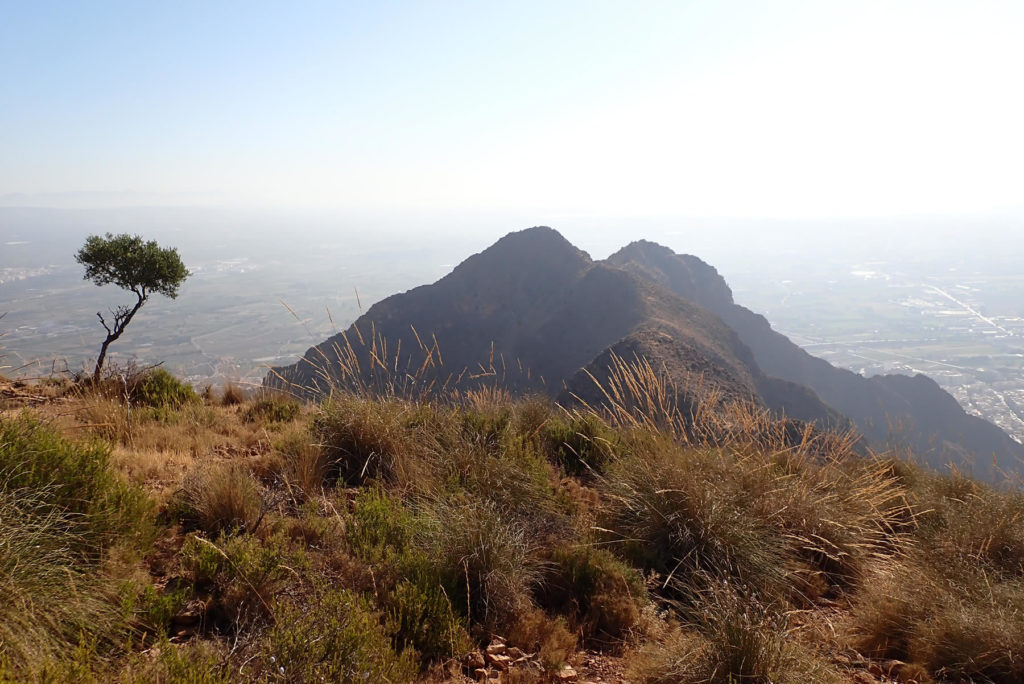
[{"left": 76, "top": 233, "right": 190, "bottom": 382}]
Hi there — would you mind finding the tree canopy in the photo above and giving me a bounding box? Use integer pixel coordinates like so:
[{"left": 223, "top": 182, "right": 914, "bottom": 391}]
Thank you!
[
  {"left": 76, "top": 233, "right": 189, "bottom": 299},
  {"left": 75, "top": 233, "right": 190, "bottom": 381}
]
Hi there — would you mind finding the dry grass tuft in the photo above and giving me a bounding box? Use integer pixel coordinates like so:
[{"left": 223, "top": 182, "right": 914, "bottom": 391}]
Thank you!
[
  {"left": 629, "top": 582, "right": 842, "bottom": 684},
  {"left": 313, "top": 395, "right": 437, "bottom": 487},
  {"left": 178, "top": 462, "right": 266, "bottom": 536},
  {"left": 219, "top": 382, "right": 247, "bottom": 406},
  {"left": 272, "top": 424, "right": 329, "bottom": 499},
  {"left": 419, "top": 497, "right": 543, "bottom": 633},
  {"left": 0, "top": 415, "right": 154, "bottom": 674}
]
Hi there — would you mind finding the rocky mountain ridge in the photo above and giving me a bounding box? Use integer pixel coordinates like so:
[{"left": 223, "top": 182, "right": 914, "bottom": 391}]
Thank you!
[{"left": 268, "top": 226, "right": 1024, "bottom": 480}]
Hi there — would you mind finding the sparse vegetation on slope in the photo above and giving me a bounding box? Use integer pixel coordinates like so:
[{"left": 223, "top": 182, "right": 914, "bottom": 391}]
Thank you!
[{"left": 2, "top": 361, "right": 1023, "bottom": 683}]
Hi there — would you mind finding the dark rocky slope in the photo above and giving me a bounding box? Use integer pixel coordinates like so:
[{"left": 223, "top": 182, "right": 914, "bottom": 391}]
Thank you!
[
  {"left": 267, "top": 227, "right": 838, "bottom": 426},
  {"left": 268, "top": 227, "right": 1023, "bottom": 480},
  {"left": 606, "top": 240, "right": 1024, "bottom": 479}
]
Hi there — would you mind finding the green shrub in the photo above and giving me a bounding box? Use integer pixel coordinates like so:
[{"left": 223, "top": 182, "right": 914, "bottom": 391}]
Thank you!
[
  {"left": 542, "top": 412, "right": 619, "bottom": 477},
  {"left": 118, "top": 638, "right": 232, "bottom": 683},
  {"left": 386, "top": 578, "right": 472, "bottom": 664},
  {"left": 243, "top": 396, "right": 301, "bottom": 424},
  {"left": 344, "top": 490, "right": 472, "bottom": 665},
  {"left": 131, "top": 368, "right": 197, "bottom": 409},
  {"left": 544, "top": 546, "right": 646, "bottom": 647},
  {"left": 260, "top": 586, "right": 417, "bottom": 682},
  {"left": 131, "top": 581, "right": 192, "bottom": 637},
  {"left": 346, "top": 488, "right": 419, "bottom": 566},
  {"left": 181, "top": 533, "right": 288, "bottom": 631}
]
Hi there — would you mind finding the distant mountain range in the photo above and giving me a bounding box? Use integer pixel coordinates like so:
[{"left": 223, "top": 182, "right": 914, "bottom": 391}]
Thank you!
[{"left": 267, "top": 226, "right": 1024, "bottom": 481}]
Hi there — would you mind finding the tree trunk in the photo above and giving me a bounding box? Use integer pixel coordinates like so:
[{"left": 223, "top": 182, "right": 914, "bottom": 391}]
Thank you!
[
  {"left": 92, "top": 335, "right": 114, "bottom": 384},
  {"left": 91, "top": 292, "right": 146, "bottom": 384}
]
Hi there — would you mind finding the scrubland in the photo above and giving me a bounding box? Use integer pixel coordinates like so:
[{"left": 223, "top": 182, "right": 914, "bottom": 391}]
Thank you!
[{"left": 2, "top": 356, "right": 1023, "bottom": 683}]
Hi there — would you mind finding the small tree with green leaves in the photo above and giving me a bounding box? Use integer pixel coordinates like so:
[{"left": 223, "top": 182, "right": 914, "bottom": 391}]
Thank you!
[{"left": 76, "top": 233, "right": 190, "bottom": 382}]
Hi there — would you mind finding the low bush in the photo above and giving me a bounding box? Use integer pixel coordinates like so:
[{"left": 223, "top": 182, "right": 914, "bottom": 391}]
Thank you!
[
  {"left": 420, "top": 497, "right": 543, "bottom": 634},
  {"left": 629, "top": 584, "right": 840, "bottom": 684},
  {"left": 119, "top": 638, "right": 233, "bottom": 683},
  {"left": 181, "top": 533, "right": 289, "bottom": 631},
  {"left": 243, "top": 395, "right": 301, "bottom": 425},
  {"left": 131, "top": 367, "right": 198, "bottom": 409},
  {"left": 314, "top": 396, "right": 428, "bottom": 486},
  {"left": 542, "top": 412, "right": 620, "bottom": 477},
  {"left": 0, "top": 416, "right": 153, "bottom": 548},
  {"left": 219, "top": 382, "right": 246, "bottom": 406},
  {"left": 850, "top": 472, "right": 1024, "bottom": 683},
  {"left": 0, "top": 484, "right": 123, "bottom": 670},
  {"left": 344, "top": 490, "right": 472, "bottom": 665},
  {"left": 542, "top": 546, "right": 646, "bottom": 648},
  {"left": 600, "top": 432, "right": 907, "bottom": 607},
  {"left": 346, "top": 488, "right": 419, "bottom": 566},
  {"left": 600, "top": 442, "right": 789, "bottom": 602},
  {"left": 258, "top": 586, "right": 418, "bottom": 682},
  {"left": 386, "top": 577, "right": 472, "bottom": 664},
  {"left": 132, "top": 581, "right": 192, "bottom": 637},
  {"left": 274, "top": 427, "right": 329, "bottom": 498}
]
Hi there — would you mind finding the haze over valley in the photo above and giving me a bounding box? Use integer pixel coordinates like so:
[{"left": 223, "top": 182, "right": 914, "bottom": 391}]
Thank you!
[{"left": 4, "top": 208, "right": 1021, "bottom": 449}]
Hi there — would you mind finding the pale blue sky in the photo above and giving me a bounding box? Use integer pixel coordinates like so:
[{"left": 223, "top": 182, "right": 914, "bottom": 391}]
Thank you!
[{"left": 2, "top": 0, "right": 1022, "bottom": 219}]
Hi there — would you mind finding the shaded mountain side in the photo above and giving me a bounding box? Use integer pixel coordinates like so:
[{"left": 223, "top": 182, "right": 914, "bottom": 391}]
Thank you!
[
  {"left": 270, "top": 228, "right": 757, "bottom": 403},
  {"left": 522, "top": 264, "right": 770, "bottom": 403},
  {"left": 267, "top": 227, "right": 840, "bottom": 429},
  {"left": 605, "top": 240, "right": 1024, "bottom": 479},
  {"left": 268, "top": 227, "right": 592, "bottom": 395},
  {"left": 559, "top": 327, "right": 758, "bottom": 411}
]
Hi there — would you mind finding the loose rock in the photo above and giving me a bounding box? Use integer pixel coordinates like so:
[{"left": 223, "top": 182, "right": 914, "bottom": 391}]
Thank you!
[{"left": 556, "top": 667, "right": 579, "bottom": 682}]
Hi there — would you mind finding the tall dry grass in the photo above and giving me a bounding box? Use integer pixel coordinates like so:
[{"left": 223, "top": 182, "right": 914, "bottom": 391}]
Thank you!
[
  {"left": 178, "top": 462, "right": 266, "bottom": 536},
  {"left": 12, "top": 331, "right": 1024, "bottom": 682},
  {"left": 0, "top": 415, "right": 154, "bottom": 674}
]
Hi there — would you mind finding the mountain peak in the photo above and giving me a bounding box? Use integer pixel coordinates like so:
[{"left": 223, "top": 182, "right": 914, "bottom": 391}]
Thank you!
[
  {"left": 605, "top": 240, "right": 735, "bottom": 309},
  {"left": 616, "top": 239, "right": 677, "bottom": 258},
  {"left": 444, "top": 226, "right": 591, "bottom": 295},
  {"left": 481, "top": 225, "right": 590, "bottom": 263}
]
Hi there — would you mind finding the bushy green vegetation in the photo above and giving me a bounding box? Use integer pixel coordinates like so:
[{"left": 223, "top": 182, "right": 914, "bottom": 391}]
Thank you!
[
  {"left": 7, "top": 362, "right": 1024, "bottom": 683},
  {"left": 242, "top": 394, "right": 301, "bottom": 424},
  {"left": 0, "top": 416, "right": 154, "bottom": 675},
  {"left": 131, "top": 367, "right": 198, "bottom": 409},
  {"left": 261, "top": 586, "right": 418, "bottom": 682}
]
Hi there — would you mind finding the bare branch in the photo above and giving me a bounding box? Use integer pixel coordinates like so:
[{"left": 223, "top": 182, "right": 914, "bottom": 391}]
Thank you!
[{"left": 96, "top": 312, "right": 112, "bottom": 335}]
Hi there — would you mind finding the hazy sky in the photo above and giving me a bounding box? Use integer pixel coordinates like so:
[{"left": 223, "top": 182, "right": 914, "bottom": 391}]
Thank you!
[{"left": 3, "top": 0, "right": 1023, "bottom": 219}]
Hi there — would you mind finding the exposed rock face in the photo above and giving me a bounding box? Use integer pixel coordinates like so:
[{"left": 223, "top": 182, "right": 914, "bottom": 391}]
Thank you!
[
  {"left": 606, "top": 240, "right": 1024, "bottom": 480},
  {"left": 267, "top": 226, "right": 1024, "bottom": 481}
]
